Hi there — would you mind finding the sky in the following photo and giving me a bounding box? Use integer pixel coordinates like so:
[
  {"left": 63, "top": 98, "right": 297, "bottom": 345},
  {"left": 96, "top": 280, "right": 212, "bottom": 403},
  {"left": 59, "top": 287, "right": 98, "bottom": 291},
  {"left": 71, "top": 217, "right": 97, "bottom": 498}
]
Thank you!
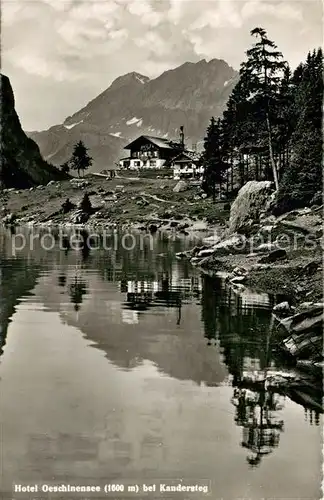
[{"left": 2, "top": 0, "right": 323, "bottom": 131}]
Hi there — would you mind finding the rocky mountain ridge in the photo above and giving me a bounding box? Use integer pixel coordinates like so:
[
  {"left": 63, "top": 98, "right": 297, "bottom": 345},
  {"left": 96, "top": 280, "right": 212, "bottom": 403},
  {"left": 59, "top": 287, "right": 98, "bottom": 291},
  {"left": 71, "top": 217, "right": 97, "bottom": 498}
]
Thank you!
[
  {"left": 0, "top": 74, "right": 66, "bottom": 189},
  {"left": 28, "top": 59, "right": 238, "bottom": 172}
]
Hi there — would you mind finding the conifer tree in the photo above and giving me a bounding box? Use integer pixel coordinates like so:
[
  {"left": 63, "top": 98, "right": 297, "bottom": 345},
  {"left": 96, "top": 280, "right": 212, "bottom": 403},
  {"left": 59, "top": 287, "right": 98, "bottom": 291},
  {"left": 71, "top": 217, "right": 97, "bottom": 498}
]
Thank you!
[
  {"left": 60, "top": 161, "right": 70, "bottom": 174},
  {"left": 202, "top": 117, "right": 228, "bottom": 201},
  {"left": 239, "top": 27, "right": 286, "bottom": 190},
  {"left": 202, "top": 28, "right": 322, "bottom": 212},
  {"left": 70, "top": 141, "right": 92, "bottom": 177},
  {"left": 275, "top": 48, "right": 323, "bottom": 212},
  {"left": 80, "top": 193, "right": 92, "bottom": 214}
]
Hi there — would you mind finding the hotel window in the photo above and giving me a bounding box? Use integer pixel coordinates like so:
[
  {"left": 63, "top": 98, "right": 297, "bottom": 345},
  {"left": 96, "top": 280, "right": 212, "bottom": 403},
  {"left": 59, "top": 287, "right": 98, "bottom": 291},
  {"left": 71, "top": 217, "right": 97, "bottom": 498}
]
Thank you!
[
  {"left": 134, "top": 161, "right": 141, "bottom": 166},
  {"left": 153, "top": 151, "right": 158, "bottom": 157}
]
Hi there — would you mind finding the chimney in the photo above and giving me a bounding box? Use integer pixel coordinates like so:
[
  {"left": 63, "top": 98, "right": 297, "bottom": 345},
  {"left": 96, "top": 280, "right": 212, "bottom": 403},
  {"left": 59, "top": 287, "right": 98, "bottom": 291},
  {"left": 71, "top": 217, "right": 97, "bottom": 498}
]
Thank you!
[{"left": 179, "top": 126, "right": 184, "bottom": 149}]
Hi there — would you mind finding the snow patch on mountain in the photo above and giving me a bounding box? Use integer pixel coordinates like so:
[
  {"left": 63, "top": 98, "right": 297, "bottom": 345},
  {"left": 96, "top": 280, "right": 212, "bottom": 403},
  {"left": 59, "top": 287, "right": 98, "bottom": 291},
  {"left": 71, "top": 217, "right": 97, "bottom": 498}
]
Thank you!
[
  {"left": 126, "top": 116, "right": 142, "bottom": 125},
  {"left": 135, "top": 75, "right": 146, "bottom": 84},
  {"left": 109, "top": 132, "right": 122, "bottom": 138},
  {"left": 64, "top": 120, "right": 83, "bottom": 130},
  {"left": 136, "top": 119, "right": 143, "bottom": 127},
  {"left": 224, "top": 76, "right": 238, "bottom": 87}
]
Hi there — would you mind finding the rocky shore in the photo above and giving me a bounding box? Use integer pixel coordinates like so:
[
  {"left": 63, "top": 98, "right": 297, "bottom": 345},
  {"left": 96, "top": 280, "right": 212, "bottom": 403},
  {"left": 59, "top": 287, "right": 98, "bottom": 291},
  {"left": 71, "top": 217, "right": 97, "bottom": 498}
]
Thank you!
[{"left": 176, "top": 181, "right": 323, "bottom": 370}]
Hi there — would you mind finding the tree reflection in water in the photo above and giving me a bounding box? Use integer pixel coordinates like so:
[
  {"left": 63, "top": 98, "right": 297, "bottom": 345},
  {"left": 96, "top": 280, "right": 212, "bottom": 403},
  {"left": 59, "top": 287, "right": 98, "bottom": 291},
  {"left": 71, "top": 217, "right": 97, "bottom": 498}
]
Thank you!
[
  {"left": 304, "top": 407, "right": 321, "bottom": 426},
  {"left": 200, "top": 273, "right": 322, "bottom": 468},
  {"left": 69, "top": 276, "right": 87, "bottom": 312},
  {"left": 58, "top": 275, "right": 66, "bottom": 288},
  {"left": 231, "top": 386, "right": 284, "bottom": 468}
]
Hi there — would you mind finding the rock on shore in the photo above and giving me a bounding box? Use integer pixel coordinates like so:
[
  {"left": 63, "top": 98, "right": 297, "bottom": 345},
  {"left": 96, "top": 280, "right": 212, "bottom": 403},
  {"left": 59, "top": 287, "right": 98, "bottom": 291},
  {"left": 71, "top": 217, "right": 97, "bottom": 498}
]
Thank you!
[{"left": 228, "top": 180, "right": 274, "bottom": 234}]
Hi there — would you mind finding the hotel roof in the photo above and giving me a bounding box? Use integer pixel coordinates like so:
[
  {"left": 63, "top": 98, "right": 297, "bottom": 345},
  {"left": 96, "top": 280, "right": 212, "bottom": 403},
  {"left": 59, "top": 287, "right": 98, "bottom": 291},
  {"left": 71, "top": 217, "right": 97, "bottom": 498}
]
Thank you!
[{"left": 124, "top": 135, "right": 175, "bottom": 150}]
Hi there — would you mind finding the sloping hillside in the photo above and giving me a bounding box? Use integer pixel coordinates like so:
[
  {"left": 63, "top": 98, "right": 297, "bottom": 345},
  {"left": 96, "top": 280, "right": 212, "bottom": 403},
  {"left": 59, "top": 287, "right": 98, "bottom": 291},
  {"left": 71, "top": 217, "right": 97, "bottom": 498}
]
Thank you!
[
  {"left": 28, "top": 59, "right": 238, "bottom": 172},
  {"left": 0, "top": 74, "right": 67, "bottom": 189}
]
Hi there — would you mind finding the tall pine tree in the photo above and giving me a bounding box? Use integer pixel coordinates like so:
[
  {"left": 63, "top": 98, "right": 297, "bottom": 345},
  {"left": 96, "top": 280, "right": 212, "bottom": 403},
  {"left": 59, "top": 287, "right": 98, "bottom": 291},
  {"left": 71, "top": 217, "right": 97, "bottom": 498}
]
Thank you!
[
  {"left": 202, "top": 117, "right": 228, "bottom": 201},
  {"left": 239, "top": 27, "right": 286, "bottom": 190},
  {"left": 275, "top": 48, "right": 323, "bottom": 213}
]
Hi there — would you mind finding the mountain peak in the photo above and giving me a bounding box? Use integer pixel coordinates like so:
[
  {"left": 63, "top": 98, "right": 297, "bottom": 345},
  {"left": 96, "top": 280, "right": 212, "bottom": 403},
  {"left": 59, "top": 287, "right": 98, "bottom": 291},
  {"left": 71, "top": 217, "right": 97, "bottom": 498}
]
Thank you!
[
  {"left": 29, "top": 58, "right": 238, "bottom": 173},
  {"left": 208, "top": 57, "right": 234, "bottom": 67},
  {"left": 110, "top": 72, "right": 150, "bottom": 90}
]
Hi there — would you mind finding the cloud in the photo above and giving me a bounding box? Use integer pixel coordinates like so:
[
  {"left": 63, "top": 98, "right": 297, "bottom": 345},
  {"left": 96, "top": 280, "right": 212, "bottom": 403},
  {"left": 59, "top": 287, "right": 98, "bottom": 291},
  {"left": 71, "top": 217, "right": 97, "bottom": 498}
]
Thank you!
[
  {"left": 12, "top": 53, "right": 74, "bottom": 81},
  {"left": 41, "top": 0, "right": 71, "bottom": 12},
  {"left": 134, "top": 31, "right": 170, "bottom": 56},
  {"left": 127, "top": 0, "right": 163, "bottom": 26},
  {"left": 3, "top": 0, "right": 131, "bottom": 80},
  {"left": 189, "top": 0, "right": 303, "bottom": 31},
  {"left": 1, "top": 0, "right": 321, "bottom": 130},
  {"left": 241, "top": 0, "right": 303, "bottom": 21}
]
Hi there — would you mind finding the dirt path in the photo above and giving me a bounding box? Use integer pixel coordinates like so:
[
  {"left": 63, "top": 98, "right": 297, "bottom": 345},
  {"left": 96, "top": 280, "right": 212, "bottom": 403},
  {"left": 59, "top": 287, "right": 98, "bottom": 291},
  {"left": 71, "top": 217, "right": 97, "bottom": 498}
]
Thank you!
[{"left": 140, "top": 191, "right": 194, "bottom": 205}]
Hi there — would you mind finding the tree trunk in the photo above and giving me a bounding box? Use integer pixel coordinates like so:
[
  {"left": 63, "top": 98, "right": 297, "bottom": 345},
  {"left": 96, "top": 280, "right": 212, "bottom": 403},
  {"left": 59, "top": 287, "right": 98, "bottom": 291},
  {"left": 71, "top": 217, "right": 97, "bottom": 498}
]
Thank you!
[
  {"left": 265, "top": 112, "right": 279, "bottom": 190},
  {"left": 230, "top": 154, "right": 234, "bottom": 192},
  {"left": 239, "top": 154, "right": 244, "bottom": 188},
  {"left": 262, "top": 43, "right": 279, "bottom": 191}
]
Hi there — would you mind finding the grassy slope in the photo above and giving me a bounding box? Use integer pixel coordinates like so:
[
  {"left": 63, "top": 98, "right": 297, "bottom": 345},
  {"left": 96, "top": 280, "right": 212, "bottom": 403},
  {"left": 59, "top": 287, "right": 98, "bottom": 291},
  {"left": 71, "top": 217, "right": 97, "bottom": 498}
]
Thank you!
[{"left": 0, "top": 175, "right": 230, "bottom": 226}]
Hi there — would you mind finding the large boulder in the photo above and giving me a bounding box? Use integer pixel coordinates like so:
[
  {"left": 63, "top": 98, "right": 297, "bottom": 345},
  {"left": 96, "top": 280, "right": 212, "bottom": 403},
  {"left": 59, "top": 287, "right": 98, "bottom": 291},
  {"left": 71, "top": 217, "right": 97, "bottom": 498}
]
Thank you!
[
  {"left": 173, "top": 180, "right": 188, "bottom": 193},
  {"left": 197, "top": 234, "right": 246, "bottom": 258},
  {"left": 258, "top": 248, "right": 287, "bottom": 263},
  {"left": 273, "top": 301, "right": 294, "bottom": 316},
  {"left": 290, "top": 305, "right": 323, "bottom": 335},
  {"left": 278, "top": 304, "right": 323, "bottom": 362},
  {"left": 228, "top": 181, "right": 274, "bottom": 234},
  {"left": 203, "top": 234, "right": 222, "bottom": 245},
  {"left": 190, "top": 221, "right": 209, "bottom": 231},
  {"left": 282, "top": 332, "right": 322, "bottom": 360},
  {"left": 254, "top": 242, "right": 279, "bottom": 253},
  {"left": 279, "top": 304, "right": 323, "bottom": 335}
]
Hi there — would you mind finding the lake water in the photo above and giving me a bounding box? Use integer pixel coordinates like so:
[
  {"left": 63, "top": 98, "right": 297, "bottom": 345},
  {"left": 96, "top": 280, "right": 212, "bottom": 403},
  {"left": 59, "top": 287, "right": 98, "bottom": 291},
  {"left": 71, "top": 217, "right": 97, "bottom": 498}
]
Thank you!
[{"left": 0, "top": 227, "right": 322, "bottom": 500}]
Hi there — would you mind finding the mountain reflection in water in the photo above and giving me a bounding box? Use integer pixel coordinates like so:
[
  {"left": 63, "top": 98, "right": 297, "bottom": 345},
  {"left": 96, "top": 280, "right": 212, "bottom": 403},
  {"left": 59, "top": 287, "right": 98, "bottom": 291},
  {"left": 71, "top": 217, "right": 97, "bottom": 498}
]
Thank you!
[{"left": 0, "top": 227, "right": 322, "bottom": 499}]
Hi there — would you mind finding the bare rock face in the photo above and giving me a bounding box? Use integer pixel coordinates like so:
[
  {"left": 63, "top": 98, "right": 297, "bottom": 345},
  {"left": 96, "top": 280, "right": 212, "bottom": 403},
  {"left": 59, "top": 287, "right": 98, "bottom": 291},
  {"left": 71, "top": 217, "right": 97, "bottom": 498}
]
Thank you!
[
  {"left": 0, "top": 74, "right": 67, "bottom": 189},
  {"left": 228, "top": 181, "right": 274, "bottom": 235},
  {"left": 173, "top": 180, "right": 188, "bottom": 193}
]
